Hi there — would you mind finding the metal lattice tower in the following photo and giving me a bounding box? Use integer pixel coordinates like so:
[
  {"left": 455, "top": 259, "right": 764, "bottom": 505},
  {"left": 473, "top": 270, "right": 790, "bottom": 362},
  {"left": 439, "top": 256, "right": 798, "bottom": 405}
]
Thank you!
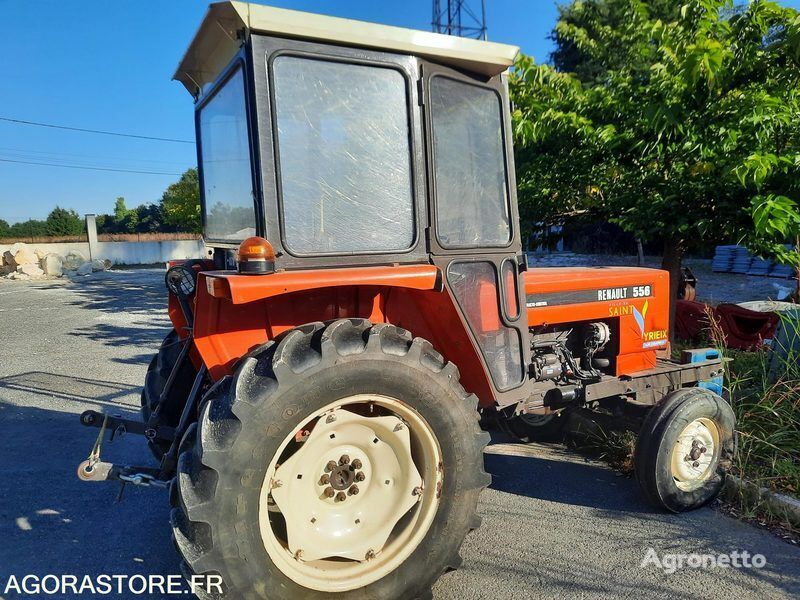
[{"left": 432, "top": 0, "right": 487, "bottom": 40}]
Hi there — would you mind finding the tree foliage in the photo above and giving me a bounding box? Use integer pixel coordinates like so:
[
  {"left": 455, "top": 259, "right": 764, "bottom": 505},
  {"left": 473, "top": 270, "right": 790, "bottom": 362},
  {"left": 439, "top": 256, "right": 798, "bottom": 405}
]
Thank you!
[
  {"left": 161, "top": 168, "right": 201, "bottom": 233},
  {"left": 511, "top": 0, "right": 800, "bottom": 288},
  {"left": 45, "top": 206, "right": 84, "bottom": 236}
]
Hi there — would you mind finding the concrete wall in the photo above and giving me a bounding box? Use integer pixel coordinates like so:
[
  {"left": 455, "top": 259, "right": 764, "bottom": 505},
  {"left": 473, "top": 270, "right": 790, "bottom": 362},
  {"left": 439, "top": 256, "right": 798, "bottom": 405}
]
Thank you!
[{"left": 0, "top": 239, "right": 206, "bottom": 265}]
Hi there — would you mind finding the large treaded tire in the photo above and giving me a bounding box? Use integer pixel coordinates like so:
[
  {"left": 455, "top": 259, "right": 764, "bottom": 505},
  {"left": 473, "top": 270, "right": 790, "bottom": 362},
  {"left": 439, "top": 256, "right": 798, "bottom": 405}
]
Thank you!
[
  {"left": 170, "top": 319, "right": 490, "bottom": 599},
  {"left": 141, "top": 330, "right": 197, "bottom": 458},
  {"left": 634, "top": 387, "right": 735, "bottom": 512}
]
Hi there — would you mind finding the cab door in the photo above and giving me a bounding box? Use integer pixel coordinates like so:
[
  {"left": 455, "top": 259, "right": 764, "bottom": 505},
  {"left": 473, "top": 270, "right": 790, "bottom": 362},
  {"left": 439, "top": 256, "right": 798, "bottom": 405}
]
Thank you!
[{"left": 421, "top": 62, "right": 529, "bottom": 408}]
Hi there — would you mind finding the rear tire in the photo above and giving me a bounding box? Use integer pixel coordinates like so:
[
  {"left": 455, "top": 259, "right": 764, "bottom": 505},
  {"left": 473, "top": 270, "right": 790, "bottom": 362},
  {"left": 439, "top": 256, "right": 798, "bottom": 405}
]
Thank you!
[
  {"left": 634, "top": 388, "right": 735, "bottom": 512},
  {"left": 141, "top": 330, "right": 197, "bottom": 458},
  {"left": 171, "top": 319, "right": 490, "bottom": 599}
]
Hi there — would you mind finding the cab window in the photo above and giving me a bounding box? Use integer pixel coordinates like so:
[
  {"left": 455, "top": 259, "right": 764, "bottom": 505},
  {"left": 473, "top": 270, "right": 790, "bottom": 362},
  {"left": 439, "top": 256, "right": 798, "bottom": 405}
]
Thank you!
[
  {"left": 273, "top": 56, "right": 415, "bottom": 254},
  {"left": 431, "top": 76, "right": 511, "bottom": 249},
  {"left": 198, "top": 67, "right": 256, "bottom": 241}
]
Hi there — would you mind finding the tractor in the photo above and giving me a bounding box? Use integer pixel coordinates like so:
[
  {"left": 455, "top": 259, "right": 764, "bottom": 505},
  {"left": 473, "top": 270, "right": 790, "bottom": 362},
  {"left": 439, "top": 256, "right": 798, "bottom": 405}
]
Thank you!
[{"left": 77, "top": 2, "right": 735, "bottom": 598}]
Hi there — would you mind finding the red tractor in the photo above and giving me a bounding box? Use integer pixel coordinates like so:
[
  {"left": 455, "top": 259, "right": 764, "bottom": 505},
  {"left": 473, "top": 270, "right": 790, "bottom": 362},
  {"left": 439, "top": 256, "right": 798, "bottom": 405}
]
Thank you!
[{"left": 78, "top": 3, "right": 735, "bottom": 598}]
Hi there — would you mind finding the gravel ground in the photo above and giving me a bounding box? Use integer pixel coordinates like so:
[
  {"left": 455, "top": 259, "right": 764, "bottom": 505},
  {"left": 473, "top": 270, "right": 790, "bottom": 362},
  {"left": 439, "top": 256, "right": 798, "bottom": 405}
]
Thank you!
[{"left": 0, "top": 269, "right": 798, "bottom": 599}]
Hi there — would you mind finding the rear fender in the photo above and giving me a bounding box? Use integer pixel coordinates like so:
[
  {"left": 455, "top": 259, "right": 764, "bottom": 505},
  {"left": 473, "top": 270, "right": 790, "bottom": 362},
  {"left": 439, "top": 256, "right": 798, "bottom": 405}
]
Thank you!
[{"left": 184, "top": 265, "right": 497, "bottom": 405}]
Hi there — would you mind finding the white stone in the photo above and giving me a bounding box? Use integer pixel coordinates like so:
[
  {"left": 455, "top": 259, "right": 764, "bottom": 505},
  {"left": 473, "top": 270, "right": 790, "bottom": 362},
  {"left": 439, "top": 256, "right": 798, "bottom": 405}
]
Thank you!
[
  {"left": 76, "top": 263, "right": 93, "bottom": 276},
  {"left": 14, "top": 246, "right": 38, "bottom": 266},
  {"left": 91, "top": 259, "right": 107, "bottom": 272},
  {"left": 41, "top": 253, "right": 63, "bottom": 277},
  {"left": 62, "top": 250, "right": 87, "bottom": 270},
  {"left": 8, "top": 272, "right": 30, "bottom": 281},
  {"left": 16, "top": 263, "right": 44, "bottom": 278},
  {"left": 33, "top": 247, "right": 47, "bottom": 261}
]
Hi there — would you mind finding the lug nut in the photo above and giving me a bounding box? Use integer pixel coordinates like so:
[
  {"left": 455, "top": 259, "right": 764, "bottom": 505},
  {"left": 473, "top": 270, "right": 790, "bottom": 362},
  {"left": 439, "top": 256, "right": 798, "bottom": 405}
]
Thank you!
[
  {"left": 339, "top": 455, "right": 350, "bottom": 465},
  {"left": 412, "top": 486, "right": 423, "bottom": 496},
  {"left": 325, "top": 461, "right": 337, "bottom": 472},
  {"left": 351, "top": 459, "right": 362, "bottom": 469},
  {"left": 336, "top": 491, "right": 347, "bottom": 502},
  {"left": 355, "top": 472, "right": 365, "bottom": 482},
  {"left": 692, "top": 461, "right": 700, "bottom": 468},
  {"left": 324, "top": 487, "right": 335, "bottom": 498},
  {"left": 319, "top": 474, "right": 330, "bottom": 485},
  {"left": 349, "top": 485, "right": 359, "bottom": 495}
]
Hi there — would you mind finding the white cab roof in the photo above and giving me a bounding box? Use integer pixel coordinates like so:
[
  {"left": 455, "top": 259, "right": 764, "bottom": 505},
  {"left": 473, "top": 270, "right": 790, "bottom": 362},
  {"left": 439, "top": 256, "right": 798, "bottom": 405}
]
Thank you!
[{"left": 175, "top": 1, "right": 519, "bottom": 96}]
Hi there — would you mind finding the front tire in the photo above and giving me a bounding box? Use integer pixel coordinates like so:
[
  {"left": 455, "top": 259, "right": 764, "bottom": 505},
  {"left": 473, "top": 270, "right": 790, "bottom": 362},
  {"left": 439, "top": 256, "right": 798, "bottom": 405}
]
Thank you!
[
  {"left": 171, "top": 319, "right": 490, "bottom": 599},
  {"left": 634, "top": 388, "right": 735, "bottom": 512}
]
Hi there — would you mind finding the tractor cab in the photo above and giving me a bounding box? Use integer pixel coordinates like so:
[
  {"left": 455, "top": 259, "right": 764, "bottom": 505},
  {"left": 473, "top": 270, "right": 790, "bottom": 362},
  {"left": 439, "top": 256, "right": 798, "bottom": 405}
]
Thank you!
[
  {"left": 175, "top": 1, "right": 530, "bottom": 405},
  {"left": 176, "top": 2, "right": 520, "bottom": 264}
]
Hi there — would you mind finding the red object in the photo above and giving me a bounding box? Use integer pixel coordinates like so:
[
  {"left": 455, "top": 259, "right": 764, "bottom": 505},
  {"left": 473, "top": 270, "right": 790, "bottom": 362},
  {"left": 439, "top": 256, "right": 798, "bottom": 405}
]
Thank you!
[
  {"left": 183, "top": 265, "right": 497, "bottom": 407},
  {"left": 675, "top": 300, "right": 779, "bottom": 350}
]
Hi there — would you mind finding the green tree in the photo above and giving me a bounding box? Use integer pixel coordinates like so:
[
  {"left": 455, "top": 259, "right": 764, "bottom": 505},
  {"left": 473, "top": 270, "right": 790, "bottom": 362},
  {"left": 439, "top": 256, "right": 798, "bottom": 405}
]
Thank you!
[
  {"left": 0, "top": 219, "right": 10, "bottom": 238},
  {"left": 161, "top": 168, "right": 201, "bottom": 233},
  {"left": 512, "top": 0, "right": 800, "bottom": 321},
  {"left": 8, "top": 219, "right": 48, "bottom": 238},
  {"left": 45, "top": 206, "right": 84, "bottom": 236},
  {"left": 135, "top": 203, "right": 170, "bottom": 233},
  {"left": 111, "top": 197, "right": 139, "bottom": 233},
  {"left": 748, "top": 195, "right": 800, "bottom": 298}
]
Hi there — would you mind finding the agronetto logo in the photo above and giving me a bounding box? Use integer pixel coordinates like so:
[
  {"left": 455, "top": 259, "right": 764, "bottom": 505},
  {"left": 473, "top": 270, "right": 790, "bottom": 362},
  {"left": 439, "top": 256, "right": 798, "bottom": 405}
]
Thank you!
[{"left": 640, "top": 547, "right": 766, "bottom": 574}]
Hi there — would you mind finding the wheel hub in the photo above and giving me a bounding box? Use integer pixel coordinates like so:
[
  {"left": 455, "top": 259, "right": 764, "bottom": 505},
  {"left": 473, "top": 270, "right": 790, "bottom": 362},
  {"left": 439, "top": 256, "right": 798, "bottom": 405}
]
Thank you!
[
  {"left": 270, "top": 407, "right": 424, "bottom": 562},
  {"left": 670, "top": 417, "right": 719, "bottom": 492}
]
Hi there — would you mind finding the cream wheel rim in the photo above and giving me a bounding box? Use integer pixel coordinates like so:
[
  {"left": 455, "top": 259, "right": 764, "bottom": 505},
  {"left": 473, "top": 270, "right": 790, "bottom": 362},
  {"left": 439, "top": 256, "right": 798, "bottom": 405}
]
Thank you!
[
  {"left": 259, "top": 394, "right": 443, "bottom": 592},
  {"left": 670, "top": 417, "right": 719, "bottom": 492}
]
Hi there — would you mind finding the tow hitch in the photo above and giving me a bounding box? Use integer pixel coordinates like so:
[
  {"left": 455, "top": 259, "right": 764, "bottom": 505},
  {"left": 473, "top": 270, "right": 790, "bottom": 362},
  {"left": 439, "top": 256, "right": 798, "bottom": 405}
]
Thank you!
[{"left": 76, "top": 411, "right": 172, "bottom": 498}]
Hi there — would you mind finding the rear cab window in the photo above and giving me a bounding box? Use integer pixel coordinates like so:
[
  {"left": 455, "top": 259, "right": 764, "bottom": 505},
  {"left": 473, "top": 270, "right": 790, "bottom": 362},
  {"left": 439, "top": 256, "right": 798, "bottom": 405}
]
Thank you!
[{"left": 272, "top": 56, "right": 416, "bottom": 255}]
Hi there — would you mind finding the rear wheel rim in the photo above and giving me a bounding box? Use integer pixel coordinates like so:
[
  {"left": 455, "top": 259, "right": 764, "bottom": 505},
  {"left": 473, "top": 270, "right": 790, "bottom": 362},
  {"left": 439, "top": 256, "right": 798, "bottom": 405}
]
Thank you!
[
  {"left": 259, "top": 394, "right": 443, "bottom": 592},
  {"left": 670, "top": 417, "right": 720, "bottom": 492}
]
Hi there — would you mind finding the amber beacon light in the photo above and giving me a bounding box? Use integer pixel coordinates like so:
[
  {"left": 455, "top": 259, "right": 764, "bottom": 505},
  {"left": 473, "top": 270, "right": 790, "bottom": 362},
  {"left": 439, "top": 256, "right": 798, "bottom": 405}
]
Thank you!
[{"left": 236, "top": 236, "right": 276, "bottom": 275}]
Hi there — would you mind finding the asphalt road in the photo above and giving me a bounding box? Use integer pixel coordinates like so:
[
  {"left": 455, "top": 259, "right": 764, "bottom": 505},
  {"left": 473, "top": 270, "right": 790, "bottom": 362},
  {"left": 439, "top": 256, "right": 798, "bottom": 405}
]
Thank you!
[{"left": 0, "top": 269, "right": 798, "bottom": 599}]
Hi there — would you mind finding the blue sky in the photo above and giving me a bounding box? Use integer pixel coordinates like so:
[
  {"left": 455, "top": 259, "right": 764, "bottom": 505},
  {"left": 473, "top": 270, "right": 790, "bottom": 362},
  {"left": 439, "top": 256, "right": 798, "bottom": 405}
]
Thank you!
[
  {"left": 1, "top": 0, "right": 798, "bottom": 224},
  {"left": 0, "top": 0, "right": 559, "bottom": 224}
]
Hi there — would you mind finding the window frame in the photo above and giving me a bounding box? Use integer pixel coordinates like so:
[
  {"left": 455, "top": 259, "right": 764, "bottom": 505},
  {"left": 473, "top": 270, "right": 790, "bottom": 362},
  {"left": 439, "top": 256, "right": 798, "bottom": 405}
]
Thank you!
[
  {"left": 267, "top": 50, "right": 418, "bottom": 257},
  {"left": 421, "top": 62, "right": 520, "bottom": 256},
  {"left": 194, "top": 54, "right": 260, "bottom": 247},
  {"left": 445, "top": 258, "right": 526, "bottom": 392}
]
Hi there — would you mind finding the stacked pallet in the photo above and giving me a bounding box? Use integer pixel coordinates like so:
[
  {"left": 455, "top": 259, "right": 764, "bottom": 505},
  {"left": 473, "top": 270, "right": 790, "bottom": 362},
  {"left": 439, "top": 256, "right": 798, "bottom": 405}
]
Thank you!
[
  {"left": 711, "top": 244, "right": 796, "bottom": 278},
  {"left": 711, "top": 245, "right": 737, "bottom": 272}
]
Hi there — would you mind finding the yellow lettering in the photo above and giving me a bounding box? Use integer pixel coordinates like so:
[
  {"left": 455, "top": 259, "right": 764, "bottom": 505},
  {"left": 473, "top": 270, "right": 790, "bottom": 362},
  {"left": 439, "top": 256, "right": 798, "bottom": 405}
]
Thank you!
[{"left": 644, "top": 330, "right": 667, "bottom": 341}]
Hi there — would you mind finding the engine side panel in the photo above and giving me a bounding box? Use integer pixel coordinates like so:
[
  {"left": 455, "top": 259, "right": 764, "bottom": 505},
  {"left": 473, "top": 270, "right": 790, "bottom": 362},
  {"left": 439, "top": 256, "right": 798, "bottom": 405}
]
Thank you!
[{"left": 524, "top": 267, "right": 670, "bottom": 375}]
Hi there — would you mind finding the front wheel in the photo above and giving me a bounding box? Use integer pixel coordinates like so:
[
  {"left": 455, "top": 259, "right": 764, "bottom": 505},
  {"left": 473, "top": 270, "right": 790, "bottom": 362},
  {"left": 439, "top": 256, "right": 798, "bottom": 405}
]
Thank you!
[
  {"left": 171, "top": 319, "right": 490, "bottom": 599},
  {"left": 634, "top": 388, "right": 735, "bottom": 512}
]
